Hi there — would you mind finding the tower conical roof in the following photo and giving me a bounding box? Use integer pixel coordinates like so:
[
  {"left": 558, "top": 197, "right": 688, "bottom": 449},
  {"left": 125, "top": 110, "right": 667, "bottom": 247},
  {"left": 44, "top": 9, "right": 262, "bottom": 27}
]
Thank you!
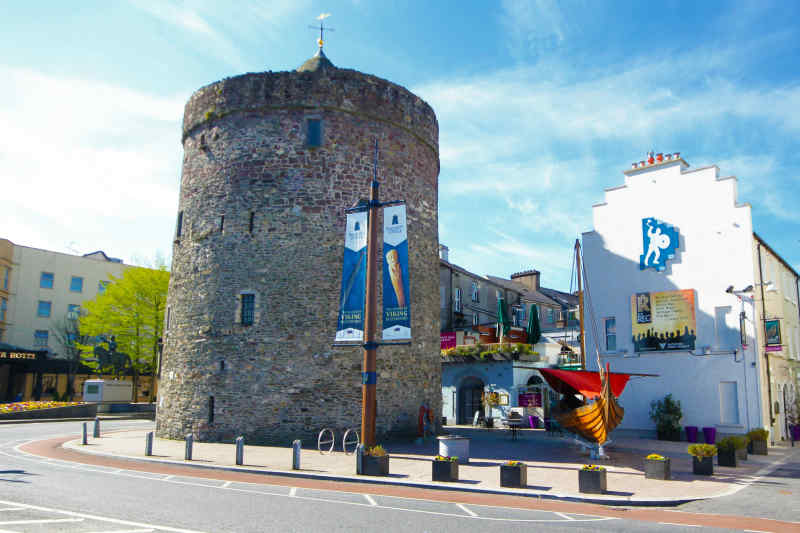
[{"left": 297, "top": 48, "right": 336, "bottom": 73}]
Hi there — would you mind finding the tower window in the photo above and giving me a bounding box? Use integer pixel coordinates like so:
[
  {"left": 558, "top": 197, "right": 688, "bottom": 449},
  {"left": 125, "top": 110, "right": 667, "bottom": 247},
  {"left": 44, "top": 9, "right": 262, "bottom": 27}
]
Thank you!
[
  {"left": 176, "top": 211, "right": 184, "bottom": 238},
  {"left": 306, "top": 118, "right": 322, "bottom": 147},
  {"left": 249, "top": 212, "right": 255, "bottom": 234},
  {"left": 241, "top": 293, "right": 255, "bottom": 326},
  {"left": 208, "top": 395, "right": 215, "bottom": 424},
  {"left": 220, "top": 215, "right": 225, "bottom": 232}
]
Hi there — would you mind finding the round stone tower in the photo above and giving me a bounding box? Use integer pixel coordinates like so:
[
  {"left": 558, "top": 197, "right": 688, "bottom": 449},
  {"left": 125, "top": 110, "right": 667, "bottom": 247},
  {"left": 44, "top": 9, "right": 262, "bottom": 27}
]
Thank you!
[{"left": 156, "top": 47, "right": 441, "bottom": 444}]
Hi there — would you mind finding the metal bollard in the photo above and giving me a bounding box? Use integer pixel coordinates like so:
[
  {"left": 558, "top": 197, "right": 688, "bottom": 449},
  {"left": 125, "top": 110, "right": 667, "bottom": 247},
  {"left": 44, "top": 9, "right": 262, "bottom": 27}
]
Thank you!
[
  {"left": 235, "top": 436, "right": 244, "bottom": 466},
  {"left": 93, "top": 416, "right": 100, "bottom": 438},
  {"left": 292, "top": 439, "right": 301, "bottom": 470},
  {"left": 185, "top": 434, "right": 193, "bottom": 461},
  {"left": 82, "top": 422, "right": 88, "bottom": 445},
  {"left": 355, "top": 443, "right": 365, "bottom": 475},
  {"left": 145, "top": 432, "right": 154, "bottom": 456}
]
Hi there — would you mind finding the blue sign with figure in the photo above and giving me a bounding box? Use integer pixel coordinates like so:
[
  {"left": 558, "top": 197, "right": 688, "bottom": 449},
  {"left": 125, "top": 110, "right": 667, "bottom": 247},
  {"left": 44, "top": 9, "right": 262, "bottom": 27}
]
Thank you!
[{"left": 639, "top": 217, "right": 679, "bottom": 271}]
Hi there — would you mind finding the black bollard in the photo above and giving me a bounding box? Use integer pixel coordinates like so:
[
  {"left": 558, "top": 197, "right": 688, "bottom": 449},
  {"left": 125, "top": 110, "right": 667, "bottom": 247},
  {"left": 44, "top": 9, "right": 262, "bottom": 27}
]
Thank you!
[
  {"left": 82, "top": 422, "right": 88, "bottom": 445},
  {"left": 184, "top": 434, "right": 193, "bottom": 460},
  {"left": 292, "top": 439, "right": 301, "bottom": 470},
  {"left": 93, "top": 416, "right": 100, "bottom": 438},
  {"left": 235, "top": 436, "right": 244, "bottom": 465},
  {"left": 145, "top": 432, "right": 153, "bottom": 456}
]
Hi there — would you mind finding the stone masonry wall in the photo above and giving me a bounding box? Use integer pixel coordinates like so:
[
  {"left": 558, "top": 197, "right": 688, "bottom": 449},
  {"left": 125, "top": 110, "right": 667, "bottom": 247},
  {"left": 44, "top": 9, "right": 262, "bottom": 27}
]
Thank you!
[{"left": 155, "top": 63, "right": 441, "bottom": 444}]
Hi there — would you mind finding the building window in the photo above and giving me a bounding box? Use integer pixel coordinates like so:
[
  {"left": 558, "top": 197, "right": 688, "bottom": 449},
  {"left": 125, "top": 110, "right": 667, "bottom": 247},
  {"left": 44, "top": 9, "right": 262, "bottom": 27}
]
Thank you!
[
  {"left": 719, "top": 381, "right": 740, "bottom": 425},
  {"left": 241, "top": 293, "right": 255, "bottom": 326},
  {"left": 471, "top": 282, "right": 479, "bottom": 302},
  {"left": 306, "top": 118, "right": 322, "bottom": 147},
  {"left": 37, "top": 301, "right": 52, "bottom": 317},
  {"left": 440, "top": 286, "right": 446, "bottom": 309},
  {"left": 40, "top": 272, "right": 54, "bottom": 289},
  {"left": 473, "top": 313, "right": 479, "bottom": 326},
  {"left": 547, "top": 308, "right": 555, "bottom": 323},
  {"left": 34, "top": 329, "right": 49, "bottom": 347},
  {"left": 3, "top": 267, "right": 8, "bottom": 290},
  {"left": 98, "top": 280, "right": 109, "bottom": 294},
  {"left": 512, "top": 306, "right": 525, "bottom": 326},
  {"left": 454, "top": 287, "right": 462, "bottom": 312},
  {"left": 0, "top": 297, "right": 6, "bottom": 321},
  {"left": 0, "top": 328, "right": 4, "bottom": 341},
  {"left": 70, "top": 276, "right": 83, "bottom": 293},
  {"left": 604, "top": 317, "right": 616, "bottom": 351},
  {"left": 67, "top": 304, "right": 80, "bottom": 319},
  {"left": 176, "top": 211, "right": 184, "bottom": 238}
]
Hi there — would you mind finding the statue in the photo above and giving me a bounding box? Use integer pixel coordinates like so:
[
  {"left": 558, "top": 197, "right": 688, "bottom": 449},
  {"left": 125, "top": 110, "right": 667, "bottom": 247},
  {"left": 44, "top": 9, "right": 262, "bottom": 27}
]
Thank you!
[{"left": 92, "top": 335, "right": 131, "bottom": 378}]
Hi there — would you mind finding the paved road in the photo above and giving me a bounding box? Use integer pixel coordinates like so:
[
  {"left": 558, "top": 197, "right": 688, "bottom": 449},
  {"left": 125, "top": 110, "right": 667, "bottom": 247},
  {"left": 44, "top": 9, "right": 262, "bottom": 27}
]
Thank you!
[{"left": 0, "top": 420, "right": 797, "bottom": 532}]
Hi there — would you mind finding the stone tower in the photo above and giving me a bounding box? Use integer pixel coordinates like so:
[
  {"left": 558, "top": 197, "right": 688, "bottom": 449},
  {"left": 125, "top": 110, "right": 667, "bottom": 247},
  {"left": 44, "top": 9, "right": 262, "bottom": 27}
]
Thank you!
[{"left": 155, "top": 46, "right": 441, "bottom": 444}]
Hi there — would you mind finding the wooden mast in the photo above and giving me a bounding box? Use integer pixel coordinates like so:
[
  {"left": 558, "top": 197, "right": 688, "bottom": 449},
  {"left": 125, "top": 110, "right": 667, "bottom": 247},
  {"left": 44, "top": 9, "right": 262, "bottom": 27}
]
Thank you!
[{"left": 575, "top": 239, "right": 586, "bottom": 370}]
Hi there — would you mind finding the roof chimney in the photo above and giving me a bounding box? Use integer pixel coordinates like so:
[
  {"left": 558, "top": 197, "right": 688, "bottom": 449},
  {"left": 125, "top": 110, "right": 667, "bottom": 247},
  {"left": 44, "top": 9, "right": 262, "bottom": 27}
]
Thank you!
[
  {"left": 510, "top": 269, "right": 540, "bottom": 290},
  {"left": 439, "top": 244, "right": 449, "bottom": 262}
]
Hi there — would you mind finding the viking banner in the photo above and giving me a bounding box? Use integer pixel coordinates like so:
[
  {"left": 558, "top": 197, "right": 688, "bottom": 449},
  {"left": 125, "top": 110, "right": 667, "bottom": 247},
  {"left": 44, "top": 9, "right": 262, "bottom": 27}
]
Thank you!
[
  {"left": 335, "top": 211, "right": 367, "bottom": 342},
  {"left": 382, "top": 205, "right": 411, "bottom": 340}
]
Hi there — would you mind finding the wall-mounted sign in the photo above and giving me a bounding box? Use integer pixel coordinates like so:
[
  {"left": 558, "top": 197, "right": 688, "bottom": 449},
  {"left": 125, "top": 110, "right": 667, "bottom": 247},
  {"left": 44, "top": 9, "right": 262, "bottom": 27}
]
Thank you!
[
  {"left": 382, "top": 205, "right": 411, "bottom": 340},
  {"left": 440, "top": 332, "right": 456, "bottom": 350},
  {"left": 630, "top": 289, "right": 696, "bottom": 352},
  {"left": 765, "top": 319, "right": 782, "bottom": 346},
  {"left": 639, "top": 217, "right": 679, "bottom": 271},
  {"left": 0, "top": 352, "right": 37, "bottom": 360},
  {"left": 335, "top": 212, "right": 367, "bottom": 342}
]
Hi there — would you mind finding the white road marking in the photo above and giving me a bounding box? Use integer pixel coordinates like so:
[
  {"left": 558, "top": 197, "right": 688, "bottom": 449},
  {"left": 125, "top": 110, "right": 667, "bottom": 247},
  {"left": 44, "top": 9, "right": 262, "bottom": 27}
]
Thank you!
[
  {"left": 0, "top": 509, "right": 24, "bottom": 512},
  {"left": 456, "top": 504, "right": 477, "bottom": 517},
  {"left": 289, "top": 487, "right": 297, "bottom": 497},
  {"left": 555, "top": 512, "right": 574, "bottom": 521},
  {"left": 743, "top": 530, "right": 773, "bottom": 533},
  {"left": 363, "top": 494, "right": 377, "bottom": 506},
  {"left": 0, "top": 528, "right": 20, "bottom": 533},
  {"left": 220, "top": 481, "right": 231, "bottom": 488},
  {"left": 658, "top": 522, "right": 699, "bottom": 527},
  {"left": 0, "top": 518, "right": 84, "bottom": 525},
  {"left": 0, "top": 499, "right": 207, "bottom": 533},
  {"left": 84, "top": 530, "right": 155, "bottom": 533},
  {"left": 163, "top": 475, "right": 174, "bottom": 481}
]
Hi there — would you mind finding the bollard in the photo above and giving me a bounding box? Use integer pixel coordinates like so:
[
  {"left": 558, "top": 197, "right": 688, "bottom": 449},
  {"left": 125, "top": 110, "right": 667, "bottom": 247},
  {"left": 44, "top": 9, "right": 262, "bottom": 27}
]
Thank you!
[
  {"left": 145, "top": 432, "right": 154, "bottom": 456},
  {"left": 93, "top": 416, "right": 100, "bottom": 438},
  {"left": 82, "top": 422, "right": 88, "bottom": 445},
  {"left": 356, "top": 443, "right": 365, "bottom": 475},
  {"left": 235, "top": 436, "right": 244, "bottom": 466},
  {"left": 185, "top": 434, "right": 193, "bottom": 461},
  {"left": 292, "top": 439, "right": 301, "bottom": 470}
]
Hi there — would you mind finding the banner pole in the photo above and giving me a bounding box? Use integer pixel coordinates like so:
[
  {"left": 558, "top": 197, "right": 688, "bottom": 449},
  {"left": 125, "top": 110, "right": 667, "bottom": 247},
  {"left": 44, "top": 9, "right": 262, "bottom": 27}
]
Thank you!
[{"left": 361, "top": 145, "right": 380, "bottom": 448}]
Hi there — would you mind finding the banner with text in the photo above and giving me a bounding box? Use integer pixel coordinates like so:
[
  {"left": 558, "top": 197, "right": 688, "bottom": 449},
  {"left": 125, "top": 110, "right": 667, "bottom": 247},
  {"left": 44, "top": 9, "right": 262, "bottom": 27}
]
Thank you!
[
  {"left": 631, "top": 289, "right": 696, "bottom": 352},
  {"left": 335, "top": 211, "right": 367, "bottom": 342},
  {"left": 382, "top": 205, "right": 411, "bottom": 340}
]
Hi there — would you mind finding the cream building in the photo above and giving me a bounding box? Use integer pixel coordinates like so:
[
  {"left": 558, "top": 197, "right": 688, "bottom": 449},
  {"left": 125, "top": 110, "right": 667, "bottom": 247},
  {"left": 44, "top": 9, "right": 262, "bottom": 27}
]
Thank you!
[{"left": 0, "top": 238, "right": 130, "bottom": 355}]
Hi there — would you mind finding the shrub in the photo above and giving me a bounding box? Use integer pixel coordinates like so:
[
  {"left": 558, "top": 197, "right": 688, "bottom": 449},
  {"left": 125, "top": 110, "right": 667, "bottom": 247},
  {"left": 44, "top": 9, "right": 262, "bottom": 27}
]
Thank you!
[
  {"left": 646, "top": 453, "right": 666, "bottom": 461},
  {"left": 649, "top": 394, "right": 683, "bottom": 433},
  {"left": 434, "top": 455, "right": 458, "bottom": 462},
  {"left": 717, "top": 437, "right": 737, "bottom": 452},
  {"left": 732, "top": 436, "right": 748, "bottom": 449},
  {"left": 747, "top": 428, "right": 769, "bottom": 442},
  {"left": 688, "top": 444, "right": 717, "bottom": 457},
  {"left": 365, "top": 445, "right": 386, "bottom": 457},
  {"left": 581, "top": 464, "right": 606, "bottom": 471}
]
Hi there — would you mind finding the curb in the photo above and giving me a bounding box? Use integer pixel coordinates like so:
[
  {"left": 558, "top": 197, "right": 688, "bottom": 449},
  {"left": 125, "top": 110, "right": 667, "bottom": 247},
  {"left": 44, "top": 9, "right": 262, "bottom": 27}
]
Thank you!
[
  {"left": 58, "top": 438, "right": 698, "bottom": 507},
  {"left": 0, "top": 414, "right": 155, "bottom": 425}
]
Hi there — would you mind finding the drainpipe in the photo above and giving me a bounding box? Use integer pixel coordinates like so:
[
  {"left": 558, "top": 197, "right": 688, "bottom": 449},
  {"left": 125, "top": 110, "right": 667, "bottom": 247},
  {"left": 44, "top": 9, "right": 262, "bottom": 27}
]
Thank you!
[{"left": 757, "top": 242, "right": 775, "bottom": 428}]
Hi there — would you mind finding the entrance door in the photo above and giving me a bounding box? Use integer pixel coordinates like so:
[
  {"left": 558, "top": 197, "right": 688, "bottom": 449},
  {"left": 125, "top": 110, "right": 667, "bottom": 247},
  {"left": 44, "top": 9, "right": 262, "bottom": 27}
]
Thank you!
[{"left": 458, "top": 377, "right": 485, "bottom": 424}]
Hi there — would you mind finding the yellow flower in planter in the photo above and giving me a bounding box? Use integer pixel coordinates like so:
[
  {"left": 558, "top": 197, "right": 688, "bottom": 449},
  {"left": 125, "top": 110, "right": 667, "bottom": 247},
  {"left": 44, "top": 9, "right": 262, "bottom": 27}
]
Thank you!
[
  {"left": 365, "top": 445, "right": 387, "bottom": 457},
  {"left": 503, "top": 460, "right": 523, "bottom": 466},
  {"left": 581, "top": 464, "right": 606, "bottom": 471},
  {"left": 646, "top": 453, "right": 666, "bottom": 460},
  {"left": 434, "top": 455, "right": 458, "bottom": 462}
]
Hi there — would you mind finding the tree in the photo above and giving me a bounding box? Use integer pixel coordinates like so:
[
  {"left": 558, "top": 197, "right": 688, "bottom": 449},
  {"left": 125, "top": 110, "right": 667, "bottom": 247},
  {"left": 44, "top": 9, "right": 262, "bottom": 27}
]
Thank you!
[
  {"left": 51, "top": 310, "right": 92, "bottom": 400},
  {"left": 76, "top": 266, "right": 170, "bottom": 402}
]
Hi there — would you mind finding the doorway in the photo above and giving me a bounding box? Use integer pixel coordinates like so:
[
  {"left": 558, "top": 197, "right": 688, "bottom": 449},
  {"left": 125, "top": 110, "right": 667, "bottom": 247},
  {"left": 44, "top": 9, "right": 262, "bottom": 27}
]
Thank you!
[{"left": 458, "top": 377, "right": 485, "bottom": 424}]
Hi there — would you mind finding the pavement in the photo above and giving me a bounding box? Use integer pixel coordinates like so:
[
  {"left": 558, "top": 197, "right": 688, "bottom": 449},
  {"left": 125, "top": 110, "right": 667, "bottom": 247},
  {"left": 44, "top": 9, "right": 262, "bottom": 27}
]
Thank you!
[{"left": 56, "top": 424, "right": 800, "bottom": 506}]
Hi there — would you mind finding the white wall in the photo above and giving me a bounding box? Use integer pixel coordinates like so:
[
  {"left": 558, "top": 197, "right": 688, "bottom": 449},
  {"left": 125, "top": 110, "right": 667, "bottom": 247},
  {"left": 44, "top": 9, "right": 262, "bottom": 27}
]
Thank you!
[{"left": 583, "top": 159, "right": 762, "bottom": 433}]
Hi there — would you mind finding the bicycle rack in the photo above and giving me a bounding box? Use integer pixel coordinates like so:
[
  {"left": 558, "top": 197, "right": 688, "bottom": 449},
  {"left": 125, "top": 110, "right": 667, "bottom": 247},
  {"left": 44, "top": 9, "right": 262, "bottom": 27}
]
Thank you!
[
  {"left": 342, "top": 428, "right": 360, "bottom": 455},
  {"left": 317, "top": 428, "right": 335, "bottom": 454}
]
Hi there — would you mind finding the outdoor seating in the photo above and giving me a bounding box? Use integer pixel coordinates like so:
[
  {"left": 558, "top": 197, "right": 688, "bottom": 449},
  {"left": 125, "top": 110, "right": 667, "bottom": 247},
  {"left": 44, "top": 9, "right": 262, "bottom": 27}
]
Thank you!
[{"left": 502, "top": 413, "right": 523, "bottom": 440}]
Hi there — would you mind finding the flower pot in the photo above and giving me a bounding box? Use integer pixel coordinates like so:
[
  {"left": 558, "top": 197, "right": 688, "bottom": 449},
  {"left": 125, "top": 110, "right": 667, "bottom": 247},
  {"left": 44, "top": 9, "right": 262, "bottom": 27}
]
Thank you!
[
  {"left": 685, "top": 426, "right": 699, "bottom": 443},
  {"left": 500, "top": 463, "right": 527, "bottom": 488},
  {"left": 644, "top": 458, "right": 671, "bottom": 480},
  {"left": 579, "top": 469, "right": 607, "bottom": 494},
  {"left": 717, "top": 448, "right": 737, "bottom": 467},
  {"left": 360, "top": 454, "right": 389, "bottom": 476},
  {"left": 432, "top": 460, "right": 459, "bottom": 482},
  {"left": 749, "top": 439, "right": 768, "bottom": 455},
  {"left": 791, "top": 425, "right": 800, "bottom": 442},
  {"left": 692, "top": 456, "right": 714, "bottom": 476},
  {"left": 702, "top": 427, "right": 716, "bottom": 444},
  {"left": 736, "top": 446, "right": 747, "bottom": 461}
]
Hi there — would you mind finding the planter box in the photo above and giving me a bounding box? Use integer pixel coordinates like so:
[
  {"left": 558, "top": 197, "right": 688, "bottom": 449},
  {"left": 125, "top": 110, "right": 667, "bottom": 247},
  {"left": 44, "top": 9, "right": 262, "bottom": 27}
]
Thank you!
[
  {"left": 736, "top": 447, "right": 748, "bottom": 461},
  {"left": 685, "top": 426, "right": 699, "bottom": 443},
  {"left": 657, "top": 428, "right": 681, "bottom": 441},
  {"left": 432, "top": 460, "right": 459, "bottom": 482},
  {"left": 791, "top": 425, "right": 800, "bottom": 442},
  {"left": 360, "top": 454, "right": 389, "bottom": 476},
  {"left": 644, "top": 458, "right": 671, "bottom": 480},
  {"left": 500, "top": 464, "right": 527, "bottom": 488},
  {"left": 717, "top": 449, "right": 737, "bottom": 467},
  {"left": 0, "top": 403, "right": 98, "bottom": 420},
  {"left": 438, "top": 436, "right": 470, "bottom": 464},
  {"left": 579, "top": 469, "right": 607, "bottom": 494},
  {"left": 692, "top": 456, "right": 714, "bottom": 476},
  {"left": 749, "top": 439, "right": 768, "bottom": 455},
  {"left": 702, "top": 427, "right": 716, "bottom": 444}
]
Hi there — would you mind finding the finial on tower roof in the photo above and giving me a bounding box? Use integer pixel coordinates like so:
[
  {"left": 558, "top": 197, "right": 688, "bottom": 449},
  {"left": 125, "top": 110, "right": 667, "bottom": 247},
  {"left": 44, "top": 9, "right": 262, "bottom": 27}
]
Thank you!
[
  {"left": 310, "top": 13, "right": 334, "bottom": 50},
  {"left": 298, "top": 14, "right": 337, "bottom": 72}
]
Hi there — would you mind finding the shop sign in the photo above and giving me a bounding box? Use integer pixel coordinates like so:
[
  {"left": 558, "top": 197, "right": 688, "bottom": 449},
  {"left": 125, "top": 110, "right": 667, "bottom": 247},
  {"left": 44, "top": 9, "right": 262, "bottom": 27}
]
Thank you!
[
  {"left": 0, "top": 352, "right": 37, "bottom": 360},
  {"left": 440, "top": 332, "right": 456, "bottom": 350},
  {"left": 765, "top": 319, "right": 782, "bottom": 347}
]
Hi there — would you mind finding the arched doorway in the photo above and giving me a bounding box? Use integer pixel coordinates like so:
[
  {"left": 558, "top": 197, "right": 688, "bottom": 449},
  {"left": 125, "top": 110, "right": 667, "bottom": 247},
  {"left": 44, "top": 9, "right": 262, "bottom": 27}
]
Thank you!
[{"left": 458, "top": 377, "right": 485, "bottom": 424}]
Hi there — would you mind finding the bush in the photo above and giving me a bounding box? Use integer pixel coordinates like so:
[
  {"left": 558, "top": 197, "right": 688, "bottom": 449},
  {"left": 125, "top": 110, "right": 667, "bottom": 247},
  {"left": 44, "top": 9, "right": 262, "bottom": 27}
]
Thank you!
[
  {"left": 746, "top": 428, "right": 769, "bottom": 442},
  {"left": 688, "top": 444, "right": 717, "bottom": 457},
  {"left": 365, "top": 445, "right": 386, "bottom": 457},
  {"left": 650, "top": 394, "right": 683, "bottom": 433},
  {"left": 717, "top": 437, "right": 737, "bottom": 452}
]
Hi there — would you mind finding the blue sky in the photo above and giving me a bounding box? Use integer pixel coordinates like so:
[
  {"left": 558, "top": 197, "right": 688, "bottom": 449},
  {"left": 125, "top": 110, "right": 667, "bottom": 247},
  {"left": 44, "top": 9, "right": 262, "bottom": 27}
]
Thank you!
[{"left": 4, "top": 1, "right": 800, "bottom": 290}]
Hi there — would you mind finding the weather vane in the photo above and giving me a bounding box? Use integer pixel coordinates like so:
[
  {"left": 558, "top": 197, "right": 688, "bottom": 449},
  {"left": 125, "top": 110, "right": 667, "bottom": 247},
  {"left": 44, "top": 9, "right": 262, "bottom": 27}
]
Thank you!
[{"left": 309, "top": 13, "right": 334, "bottom": 49}]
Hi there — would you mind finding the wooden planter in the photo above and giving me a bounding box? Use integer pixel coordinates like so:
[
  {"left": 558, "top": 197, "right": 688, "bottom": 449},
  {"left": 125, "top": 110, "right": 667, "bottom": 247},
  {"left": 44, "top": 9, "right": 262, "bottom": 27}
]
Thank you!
[
  {"left": 360, "top": 454, "right": 389, "bottom": 476},
  {"left": 657, "top": 428, "right": 682, "bottom": 442},
  {"left": 579, "top": 469, "right": 607, "bottom": 494},
  {"left": 500, "top": 463, "right": 527, "bottom": 488},
  {"left": 432, "top": 460, "right": 459, "bottom": 482},
  {"left": 749, "top": 439, "right": 768, "bottom": 455},
  {"left": 644, "top": 458, "right": 671, "bottom": 480},
  {"left": 717, "top": 449, "right": 737, "bottom": 467},
  {"left": 692, "top": 456, "right": 714, "bottom": 476}
]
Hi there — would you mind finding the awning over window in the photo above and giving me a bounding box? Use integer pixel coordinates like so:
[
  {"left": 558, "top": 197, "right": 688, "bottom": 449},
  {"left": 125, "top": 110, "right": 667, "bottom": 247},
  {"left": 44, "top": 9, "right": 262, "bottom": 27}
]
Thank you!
[{"left": 537, "top": 368, "right": 634, "bottom": 399}]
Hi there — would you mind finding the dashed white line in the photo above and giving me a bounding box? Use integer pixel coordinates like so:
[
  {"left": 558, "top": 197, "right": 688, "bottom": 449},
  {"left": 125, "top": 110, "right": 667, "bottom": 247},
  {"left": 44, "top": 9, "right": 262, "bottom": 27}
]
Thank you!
[
  {"left": 555, "top": 512, "right": 574, "bottom": 521},
  {"left": 743, "top": 530, "right": 773, "bottom": 533},
  {"left": 363, "top": 494, "right": 377, "bottom": 506},
  {"left": 289, "top": 487, "right": 297, "bottom": 497},
  {"left": 220, "top": 481, "right": 231, "bottom": 488},
  {"left": 84, "top": 529, "right": 155, "bottom": 533},
  {"left": 658, "top": 522, "right": 699, "bottom": 528},
  {"left": 0, "top": 508, "right": 24, "bottom": 512},
  {"left": 456, "top": 504, "right": 477, "bottom": 517},
  {"left": 162, "top": 475, "right": 174, "bottom": 481},
  {"left": 0, "top": 518, "right": 84, "bottom": 525}
]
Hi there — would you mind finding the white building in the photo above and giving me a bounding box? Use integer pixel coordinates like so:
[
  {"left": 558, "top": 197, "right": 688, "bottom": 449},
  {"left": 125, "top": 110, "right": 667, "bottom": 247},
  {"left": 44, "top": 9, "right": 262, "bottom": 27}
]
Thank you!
[
  {"left": 0, "top": 238, "right": 130, "bottom": 355},
  {"left": 583, "top": 153, "right": 799, "bottom": 440}
]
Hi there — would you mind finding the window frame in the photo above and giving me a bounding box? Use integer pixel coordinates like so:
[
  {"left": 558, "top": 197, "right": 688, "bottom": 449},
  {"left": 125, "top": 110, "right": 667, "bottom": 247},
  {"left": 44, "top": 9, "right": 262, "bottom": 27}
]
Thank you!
[
  {"left": 37, "top": 300, "right": 52, "bottom": 318},
  {"left": 98, "top": 280, "right": 109, "bottom": 294},
  {"left": 0, "top": 297, "right": 6, "bottom": 322},
  {"left": 454, "top": 287, "right": 462, "bottom": 312},
  {"left": 604, "top": 317, "right": 617, "bottom": 352},
  {"left": 471, "top": 282, "right": 479, "bottom": 302},
  {"left": 241, "top": 293, "right": 255, "bottom": 326},
  {"left": 40, "top": 272, "right": 54, "bottom": 289},
  {"left": 69, "top": 276, "right": 84, "bottom": 293},
  {"left": 34, "top": 329, "right": 49, "bottom": 347},
  {"left": 306, "top": 117, "right": 323, "bottom": 147},
  {"left": 3, "top": 267, "right": 9, "bottom": 290}
]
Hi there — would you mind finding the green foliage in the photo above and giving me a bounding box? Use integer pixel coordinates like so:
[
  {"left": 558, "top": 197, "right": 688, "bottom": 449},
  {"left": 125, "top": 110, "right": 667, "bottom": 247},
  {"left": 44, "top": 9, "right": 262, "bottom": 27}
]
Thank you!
[
  {"left": 649, "top": 394, "right": 683, "bottom": 432},
  {"left": 76, "top": 266, "right": 169, "bottom": 399},
  {"left": 717, "top": 436, "right": 737, "bottom": 452},
  {"left": 746, "top": 428, "right": 769, "bottom": 442},
  {"left": 687, "top": 444, "right": 717, "bottom": 457},
  {"left": 441, "top": 342, "right": 537, "bottom": 359}
]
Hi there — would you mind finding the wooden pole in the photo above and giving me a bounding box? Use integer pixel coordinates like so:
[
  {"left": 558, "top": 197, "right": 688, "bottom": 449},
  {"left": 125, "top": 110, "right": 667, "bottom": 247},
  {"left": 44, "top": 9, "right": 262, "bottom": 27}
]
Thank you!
[
  {"left": 575, "top": 239, "right": 586, "bottom": 370},
  {"left": 361, "top": 178, "right": 380, "bottom": 447}
]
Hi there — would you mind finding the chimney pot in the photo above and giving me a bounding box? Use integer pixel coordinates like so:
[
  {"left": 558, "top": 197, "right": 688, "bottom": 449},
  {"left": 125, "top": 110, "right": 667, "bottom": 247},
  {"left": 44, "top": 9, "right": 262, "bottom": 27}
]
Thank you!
[{"left": 656, "top": 153, "right": 663, "bottom": 162}]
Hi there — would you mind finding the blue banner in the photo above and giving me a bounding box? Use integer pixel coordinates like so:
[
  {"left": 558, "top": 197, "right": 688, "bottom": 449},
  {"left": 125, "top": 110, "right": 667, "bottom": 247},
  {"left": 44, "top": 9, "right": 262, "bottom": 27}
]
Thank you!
[
  {"left": 382, "top": 205, "right": 411, "bottom": 340},
  {"left": 335, "top": 212, "right": 367, "bottom": 342}
]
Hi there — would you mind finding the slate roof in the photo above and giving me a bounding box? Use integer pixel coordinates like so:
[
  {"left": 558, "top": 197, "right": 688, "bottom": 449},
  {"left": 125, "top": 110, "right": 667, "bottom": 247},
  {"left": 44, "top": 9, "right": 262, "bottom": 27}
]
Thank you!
[
  {"left": 485, "top": 275, "right": 561, "bottom": 307},
  {"left": 297, "top": 48, "right": 336, "bottom": 73}
]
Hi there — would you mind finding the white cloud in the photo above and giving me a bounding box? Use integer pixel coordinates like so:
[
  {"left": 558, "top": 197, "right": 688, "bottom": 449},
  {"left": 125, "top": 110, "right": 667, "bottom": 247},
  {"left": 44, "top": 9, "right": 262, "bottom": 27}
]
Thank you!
[{"left": 500, "top": 0, "right": 568, "bottom": 61}]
